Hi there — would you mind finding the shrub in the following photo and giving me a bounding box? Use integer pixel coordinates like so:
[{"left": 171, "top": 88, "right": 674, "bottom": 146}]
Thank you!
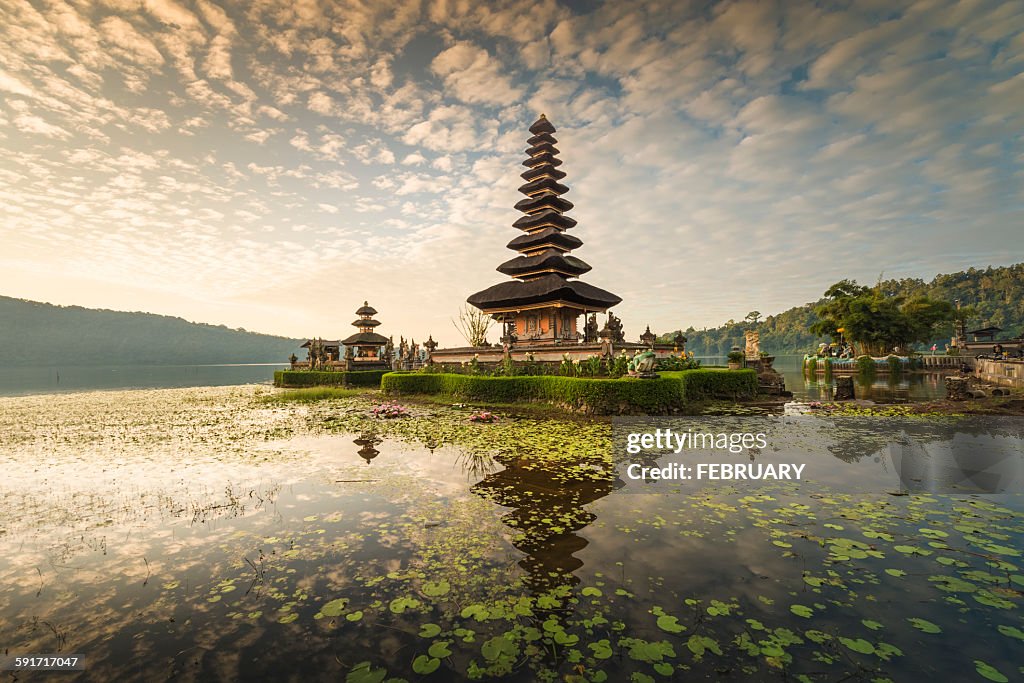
[
  {"left": 274, "top": 370, "right": 388, "bottom": 388},
  {"left": 804, "top": 356, "right": 817, "bottom": 373},
  {"left": 656, "top": 355, "right": 701, "bottom": 371},
  {"left": 855, "top": 355, "right": 876, "bottom": 378},
  {"left": 611, "top": 352, "right": 630, "bottom": 378},
  {"left": 669, "top": 369, "right": 758, "bottom": 401},
  {"left": 380, "top": 369, "right": 757, "bottom": 414},
  {"left": 727, "top": 350, "right": 744, "bottom": 363},
  {"left": 887, "top": 355, "right": 903, "bottom": 375}
]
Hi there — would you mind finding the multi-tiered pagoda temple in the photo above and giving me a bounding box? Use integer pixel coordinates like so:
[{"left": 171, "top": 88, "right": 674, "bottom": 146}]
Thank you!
[
  {"left": 467, "top": 115, "right": 621, "bottom": 345},
  {"left": 430, "top": 116, "right": 675, "bottom": 367},
  {"left": 341, "top": 301, "right": 390, "bottom": 369}
]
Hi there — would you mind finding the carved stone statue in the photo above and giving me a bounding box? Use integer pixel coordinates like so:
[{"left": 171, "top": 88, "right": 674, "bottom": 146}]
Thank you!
[
  {"left": 308, "top": 338, "right": 325, "bottom": 369},
  {"left": 424, "top": 335, "right": 438, "bottom": 363},
  {"left": 584, "top": 313, "right": 599, "bottom": 343},
  {"left": 501, "top": 319, "right": 518, "bottom": 346},
  {"left": 744, "top": 330, "right": 760, "bottom": 360},
  {"left": 627, "top": 349, "right": 658, "bottom": 376},
  {"left": 607, "top": 312, "right": 625, "bottom": 344}
]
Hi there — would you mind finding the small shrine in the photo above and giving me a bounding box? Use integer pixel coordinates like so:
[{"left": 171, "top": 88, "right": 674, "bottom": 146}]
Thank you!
[{"left": 341, "top": 302, "right": 391, "bottom": 370}]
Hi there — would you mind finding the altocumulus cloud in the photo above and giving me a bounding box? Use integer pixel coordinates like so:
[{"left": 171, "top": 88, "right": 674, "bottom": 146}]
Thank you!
[{"left": 0, "top": 0, "right": 1021, "bottom": 342}]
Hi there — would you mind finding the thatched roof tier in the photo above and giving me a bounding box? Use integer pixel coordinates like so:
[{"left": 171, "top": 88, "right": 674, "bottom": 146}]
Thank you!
[
  {"left": 351, "top": 318, "right": 381, "bottom": 327},
  {"left": 526, "top": 142, "right": 560, "bottom": 157},
  {"left": 528, "top": 114, "right": 556, "bottom": 135},
  {"left": 341, "top": 331, "right": 390, "bottom": 346},
  {"left": 512, "top": 209, "right": 577, "bottom": 231},
  {"left": 507, "top": 227, "right": 583, "bottom": 252},
  {"left": 355, "top": 302, "right": 377, "bottom": 315},
  {"left": 521, "top": 152, "right": 561, "bottom": 168},
  {"left": 513, "top": 194, "right": 573, "bottom": 214},
  {"left": 520, "top": 165, "right": 566, "bottom": 182},
  {"left": 517, "top": 177, "right": 570, "bottom": 197},
  {"left": 468, "top": 274, "right": 621, "bottom": 312},
  {"left": 301, "top": 339, "right": 341, "bottom": 348},
  {"left": 526, "top": 132, "right": 557, "bottom": 146},
  {"left": 497, "top": 251, "right": 591, "bottom": 278}
]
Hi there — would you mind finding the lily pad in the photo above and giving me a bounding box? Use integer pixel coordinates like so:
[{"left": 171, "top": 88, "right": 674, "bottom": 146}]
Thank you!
[
  {"left": 908, "top": 618, "right": 941, "bottom": 634},
  {"left": 412, "top": 655, "right": 440, "bottom": 675}
]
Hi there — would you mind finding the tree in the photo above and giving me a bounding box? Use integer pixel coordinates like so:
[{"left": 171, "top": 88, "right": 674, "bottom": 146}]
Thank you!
[
  {"left": 744, "top": 311, "right": 762, "bottom": 325},
  {"left": 810, "top": 280, "right": 955, "bottom": 355},
  {"left": 452, "top": 304, "right": 494, "bottom": 347}
]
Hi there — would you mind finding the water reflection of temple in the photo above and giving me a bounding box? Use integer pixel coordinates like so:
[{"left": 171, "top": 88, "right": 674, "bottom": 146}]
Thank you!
[
  {"left": 353, "top": 433, "right": 381, "bottom": 464},
  {"left": 471, "top": 461, "right": 622, "bottom": 594}
]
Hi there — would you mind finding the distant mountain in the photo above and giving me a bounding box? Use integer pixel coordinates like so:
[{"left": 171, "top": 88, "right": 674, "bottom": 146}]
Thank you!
[
  {"left": 0, "top": 296, "right": 304, "bottom": 366},
  {"left": 663, "top": 263, "right": 1024, "bottom": 356}
]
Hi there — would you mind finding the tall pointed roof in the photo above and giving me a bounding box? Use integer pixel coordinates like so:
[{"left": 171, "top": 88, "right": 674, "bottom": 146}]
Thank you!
[{"left": 468, "top": 115, "right": 621, "bottom": 314}]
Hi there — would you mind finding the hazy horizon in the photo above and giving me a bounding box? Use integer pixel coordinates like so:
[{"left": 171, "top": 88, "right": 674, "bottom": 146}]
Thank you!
[
  {"left": 4, "top": 258, "right": 1020, "bottom": 342},
  {"left": 2, "top": 1, "right": 1022, "bottom": 346}
]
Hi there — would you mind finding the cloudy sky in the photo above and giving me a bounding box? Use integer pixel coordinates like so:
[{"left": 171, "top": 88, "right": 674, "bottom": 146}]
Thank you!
[{"left": 1, "top": 0, "right": 1022, "bottom": 345}]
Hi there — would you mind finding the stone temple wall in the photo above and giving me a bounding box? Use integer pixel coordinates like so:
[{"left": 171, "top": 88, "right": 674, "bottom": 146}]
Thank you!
[{"left": 975, "top": 359, "right": 1024, "bottom": 388}]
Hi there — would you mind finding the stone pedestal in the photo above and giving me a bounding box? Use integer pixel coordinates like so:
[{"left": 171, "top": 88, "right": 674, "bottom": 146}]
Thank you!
[
  {"left": 945, "top": 376, "right": 970, "bottom": 401},
  {"left": 834, "top": 376, "right": 855, "bottom": 400}
]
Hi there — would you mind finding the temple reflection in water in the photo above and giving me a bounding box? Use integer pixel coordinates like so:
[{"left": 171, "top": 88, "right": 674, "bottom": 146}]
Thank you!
[{"left": 472, "top": 461, "right": 623, "bottom": 593}]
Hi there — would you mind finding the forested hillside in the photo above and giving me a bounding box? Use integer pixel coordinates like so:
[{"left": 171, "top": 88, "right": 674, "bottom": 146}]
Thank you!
[
  {"left": 663, "top": 263, "right": 1024, "bottom": 356},
  {"left": 0, "top": 296, "right": 303, "bottom": 366}
]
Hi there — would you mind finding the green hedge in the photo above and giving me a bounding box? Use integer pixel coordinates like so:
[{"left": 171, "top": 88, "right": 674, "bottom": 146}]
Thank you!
[
  {"left": 274, "top": 369, "right": 388, "bottom": 388},
  {"left": 380, "top": 369, "right": 757, "bottom": 414},
  {"left": 665, "top": 369, "right": 759, "bottom": 401}
]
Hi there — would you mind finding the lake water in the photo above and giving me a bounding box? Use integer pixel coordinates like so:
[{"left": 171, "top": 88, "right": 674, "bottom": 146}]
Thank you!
[
  {"left": 0, "top": 364, "right": 286, "bottom": 397},
  {"left": 1, "top": 357, "right": 948, "bottom": 405},
  {"left": 699, "top": 355, "right": 948, "bottom": 402},
  {"left": 1, "top": 386, "right": 1021, "bottom": 681}
]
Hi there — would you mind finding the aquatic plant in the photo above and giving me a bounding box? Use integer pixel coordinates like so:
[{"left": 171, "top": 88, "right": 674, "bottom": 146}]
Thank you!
[
  {"left": 468, "top": 411, "right": 497, "bottom": 423},
  {"left": 370, "top": 402, "right": 410, "bottom": 419},
  {"left": 3, "top": 386, "right": 1022, "bottom": 683}
]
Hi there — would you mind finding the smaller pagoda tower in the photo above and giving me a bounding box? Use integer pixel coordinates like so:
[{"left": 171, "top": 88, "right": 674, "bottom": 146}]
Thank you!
[{"left": 342, "top": 302, "right": 390, "bottom": 370}]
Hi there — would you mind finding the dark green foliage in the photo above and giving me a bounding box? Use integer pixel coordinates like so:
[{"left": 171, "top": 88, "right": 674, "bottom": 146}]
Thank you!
[
  {"left": 380, "top": 369, "right": 757, "bottom": 414},
  {"left": 667, "top": 369, "right": 759, "bottom": 401},
  {"left": 811, "top": 280, "right": 955, "bottom": 355},
  {"left": 660, "top": 263, "right": 1024, "bottom": 355},
  {"left": 274, "top": 370, "right": 387, "bottom": 387},
  {"left": 1, "top": 295, "right": 302, "bottom": 366},
  {"left": 856, "top": 355, "right": 877, "bottom": 378},
  {"left": 655, "top": 355, "right": 700, "bottom": 371},
  {"left": 887, "top": 355, "right": 903, "bottom": 376}
]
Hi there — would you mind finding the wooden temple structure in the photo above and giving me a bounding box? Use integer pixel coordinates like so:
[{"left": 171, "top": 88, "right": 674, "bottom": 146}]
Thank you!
[
  {"left": 432, "top": 115, "right": 679, "bottom": 366},
  {"left": 292, "top": 301, "right": 392, "bottom": 370},
  {"left": 342, "top": 301, "right": 390, "bottom": 369}
]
